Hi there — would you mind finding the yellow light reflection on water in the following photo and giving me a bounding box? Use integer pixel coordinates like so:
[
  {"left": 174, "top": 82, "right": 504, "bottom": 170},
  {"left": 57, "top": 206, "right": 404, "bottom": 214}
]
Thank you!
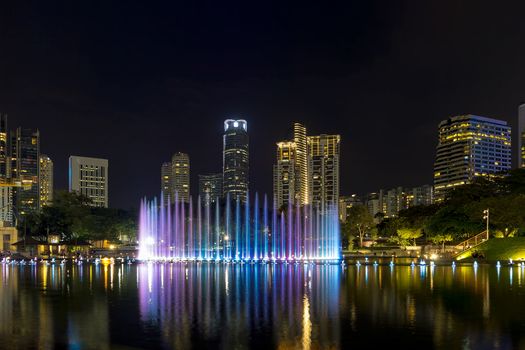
[{"left": 302, "top": 293, "right": 312, "bottom": 350}]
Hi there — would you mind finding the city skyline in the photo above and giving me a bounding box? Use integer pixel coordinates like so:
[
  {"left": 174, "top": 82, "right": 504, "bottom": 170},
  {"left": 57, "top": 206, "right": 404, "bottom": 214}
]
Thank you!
[{"left": 2, "top": 2, "right": 525, "bottom": 209}]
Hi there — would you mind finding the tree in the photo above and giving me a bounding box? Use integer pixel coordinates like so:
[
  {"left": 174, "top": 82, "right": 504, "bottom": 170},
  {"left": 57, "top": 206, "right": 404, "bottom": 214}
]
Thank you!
[
  {"left": 346, "top": 205, "right": 374, "bottom": 247},
  {"left": 397, "top": 228, "right": 422, "bottom": 246},
  {"left": 429, "top": 234, "right": 453, "bottom": 252}
]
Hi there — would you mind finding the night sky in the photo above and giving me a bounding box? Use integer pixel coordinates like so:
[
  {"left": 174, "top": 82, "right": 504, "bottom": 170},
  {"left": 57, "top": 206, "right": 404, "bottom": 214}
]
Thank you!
[{"left": 1, "top": 1, "right": 525, "bottom": 209}]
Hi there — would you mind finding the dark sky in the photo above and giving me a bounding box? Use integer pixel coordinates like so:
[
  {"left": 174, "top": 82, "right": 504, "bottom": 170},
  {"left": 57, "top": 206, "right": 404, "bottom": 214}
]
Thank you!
[{"left": 1, "top": 1, "right": 525, "bottom": 209}]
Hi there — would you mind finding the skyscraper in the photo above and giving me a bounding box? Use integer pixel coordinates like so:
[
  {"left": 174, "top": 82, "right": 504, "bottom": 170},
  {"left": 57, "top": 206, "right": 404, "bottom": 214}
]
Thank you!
[
  {"left": 171, "top": 152, "right": 190, "bottom": 203},
  {"left": 0, "top": 114, "right": 8, "bottom": 179},
  {"left": 518, "top": 102, "right": 525, "bottom": 168},
  {"left": 0, "top": 114, "right": 11, "bottom": 224},
  {"left": 433, "top": 115, "right": 512, "bottom": 200},
  {"left": 198, "top": 173, "right": 223, "bottom": 205},
  {"left": 273, "top": 141, "right": 298, "bottom": 208},
  {"left": 69, "top": 156, "right": 108, "bottom": 207},
  {"left": 293, "top": 123, "right": 309, "bottom": 205},
  {"left": 161, "top": 162, "right": 172, "bottom": 205},
  {"left": 39, "top": 154, "right": 53, "bottom": 207},
  {"left": 11, "top": 128, "right": 40, "bottom": 215},
  {"left": 307, "top": 134, "right": 340, "bottom": 210},
  {"left": 223, "top": 119, "right": 249, "bottom": 202}
]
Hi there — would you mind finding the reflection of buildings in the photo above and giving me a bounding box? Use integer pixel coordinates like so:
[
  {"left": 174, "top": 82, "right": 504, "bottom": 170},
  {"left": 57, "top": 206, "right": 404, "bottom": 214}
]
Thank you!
[{"left": 138, "top": 264, "right": 341, "bottom": 349}]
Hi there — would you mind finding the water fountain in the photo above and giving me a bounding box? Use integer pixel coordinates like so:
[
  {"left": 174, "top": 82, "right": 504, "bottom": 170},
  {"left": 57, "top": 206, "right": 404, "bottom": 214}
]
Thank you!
[{"left": 138, "top": 192, "right": 341, "bottom": 262}]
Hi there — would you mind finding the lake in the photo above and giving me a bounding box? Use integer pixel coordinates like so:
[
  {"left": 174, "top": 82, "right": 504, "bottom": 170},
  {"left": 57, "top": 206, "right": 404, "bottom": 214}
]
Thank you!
[{"left": 1, "top": 262, "right": 524, "bottom": 349}]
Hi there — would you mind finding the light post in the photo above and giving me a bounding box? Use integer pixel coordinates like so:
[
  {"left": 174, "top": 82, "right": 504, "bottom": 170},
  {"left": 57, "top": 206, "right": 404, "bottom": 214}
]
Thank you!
[{"left": 483, "top": 209, "right": 490, "bottom": 240}]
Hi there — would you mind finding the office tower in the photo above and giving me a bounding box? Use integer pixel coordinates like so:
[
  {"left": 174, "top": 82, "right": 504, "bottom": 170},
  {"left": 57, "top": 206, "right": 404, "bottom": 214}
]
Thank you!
[
  {"left": 11, "top": 128, "right": 40, "bottom": 215},
  {"left": 0, "top": 114, "right": 8, "bottom": 179},
  {"left": 518, "top": 102, "right": 525, "bottom": 168},
  {"left": 161, "top": 162, "right": 172, "bottom": 205},
  {"left": 433, "top": 115, "right": 512, "bottom": 200},
  {"left": 39, "top": 155, "right": 53, "bottom": 207},
  {"left": 338, "top": 194, "right": 361, "bottom": 223},
  {"left": 223, "top": 119, "right": 249, "bottom": 202},
  {"left": 409, "top": 185, "right": 433, "bottom": 207},
  {"left": 273, "top": 141, "right": 298, "bottom": 208},
  {"left": 68, "top": 156, "right": 108, "bottom": 207},
  {"left": 171, "top": 152, "right": 190, "bottom": 203},
  {"left": 293, "top": 123, "right": 309, "bottom": 205},
  {"left": 0, "top": 115, "right": 11, "bottom": 225},
  {"left": 307, "top": 134, "right": 340, "bottom": 210},
  {"left": 198, "top": 173, "right": 223, "bottom": 205}
]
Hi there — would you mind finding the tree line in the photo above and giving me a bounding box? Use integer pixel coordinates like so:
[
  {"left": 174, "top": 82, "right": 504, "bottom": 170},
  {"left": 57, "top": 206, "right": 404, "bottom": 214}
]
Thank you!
[
  {"left": 342, "top": 169, "right": 525, "bottom": 249},
  {"left": 22, "top": 191, "right": 137, "bottom": 243}
]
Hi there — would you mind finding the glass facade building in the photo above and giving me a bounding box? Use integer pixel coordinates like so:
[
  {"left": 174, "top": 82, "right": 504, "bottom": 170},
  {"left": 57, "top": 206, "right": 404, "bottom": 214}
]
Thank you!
[
  {"left": 11, "top": 128, "right": 40, "bottom": 215},
  {"left": 433, "top": 115, "right": 511, "bottom": 200},
  {"left": 223, "top": 119, "right": 249, "bottom": 202}
]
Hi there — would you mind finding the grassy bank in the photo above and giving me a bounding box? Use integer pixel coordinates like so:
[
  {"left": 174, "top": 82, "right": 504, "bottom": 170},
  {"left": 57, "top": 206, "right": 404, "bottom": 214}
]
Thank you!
[{"left": 456, "top": 237, "right": 525, "bottom": 261}]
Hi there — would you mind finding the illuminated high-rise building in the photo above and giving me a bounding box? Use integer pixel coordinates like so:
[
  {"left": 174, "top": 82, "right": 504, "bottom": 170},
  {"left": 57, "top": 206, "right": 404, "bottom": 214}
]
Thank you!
[
  {"left": 519, "top": 103, "right": 525, "bottom": 168},
  {"left": 0, "top": 114, "right": 11, "bottom": 224},
  {"left": 69, "top": 156, "right": 108, "bottom": 207},
  {"left": 307, "top": 134, "right": 340, "bottom": 210},
  {"left": 171, "top": 152, "right": 190, "bottom": 203},
  {"left": 293, "top": 123, "right": 309, "bottom": 205},
  {"left": 39, "top": 155, "right": 53, "bottom": 207},
  {"left": 433, "top": 115, "right": 511, "bottom": 200},
  {"left": 11, "top": 128, "right": 40, "bottom": 215},
  {"left": 198, "top": 173, "right": 223, "bottom": 205},
  {"left": 223, "top": 119, "right": 249, "bottom": 202},
  {"left": 160, "top": 162, "right": 172, "bottom": 205},
  {"left": 273, "top": 141, "right": 298, "bottom": 208}
]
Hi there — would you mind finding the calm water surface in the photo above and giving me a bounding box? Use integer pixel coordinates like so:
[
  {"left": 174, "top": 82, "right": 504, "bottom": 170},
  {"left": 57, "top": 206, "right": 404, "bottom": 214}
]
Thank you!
[{"left": 1, "top": 263, "right": 525, "bottom": 349}]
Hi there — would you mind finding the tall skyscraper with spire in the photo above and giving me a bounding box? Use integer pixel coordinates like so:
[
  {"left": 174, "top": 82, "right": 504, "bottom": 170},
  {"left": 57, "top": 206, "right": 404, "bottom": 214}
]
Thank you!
[{"left": 223, "top": 119, "right": 249, "bottom": 202}]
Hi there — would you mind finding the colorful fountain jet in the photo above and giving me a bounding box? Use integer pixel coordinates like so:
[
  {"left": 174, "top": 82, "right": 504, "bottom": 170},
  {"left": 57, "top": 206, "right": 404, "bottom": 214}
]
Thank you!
[{"left": 138, "top": 192, "right": 341, "bottom": 262}]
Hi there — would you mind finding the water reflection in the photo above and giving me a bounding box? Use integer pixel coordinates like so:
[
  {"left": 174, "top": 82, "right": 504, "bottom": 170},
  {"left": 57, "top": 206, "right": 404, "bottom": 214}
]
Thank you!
[
  {"left": 0, "top": 263, "right": 525, "bottom": 349},
  {"left": 138, "top": 263, "right": 341, "bottom": 349}
]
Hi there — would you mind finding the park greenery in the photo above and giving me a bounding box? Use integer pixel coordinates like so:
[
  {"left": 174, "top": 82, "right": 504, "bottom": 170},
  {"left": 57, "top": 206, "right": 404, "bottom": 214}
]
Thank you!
[
  {"left": 342, "top": 169, "right": 525, "bottom": 250},
  {"left": 22, "top": 191, "right": 137, "bottom": 243}
]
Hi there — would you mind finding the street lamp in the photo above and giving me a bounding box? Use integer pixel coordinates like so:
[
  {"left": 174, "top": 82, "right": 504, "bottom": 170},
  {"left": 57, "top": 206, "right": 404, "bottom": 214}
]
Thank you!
[{"left": 483, "top": 209, "right": 490, "bottom": 240}]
